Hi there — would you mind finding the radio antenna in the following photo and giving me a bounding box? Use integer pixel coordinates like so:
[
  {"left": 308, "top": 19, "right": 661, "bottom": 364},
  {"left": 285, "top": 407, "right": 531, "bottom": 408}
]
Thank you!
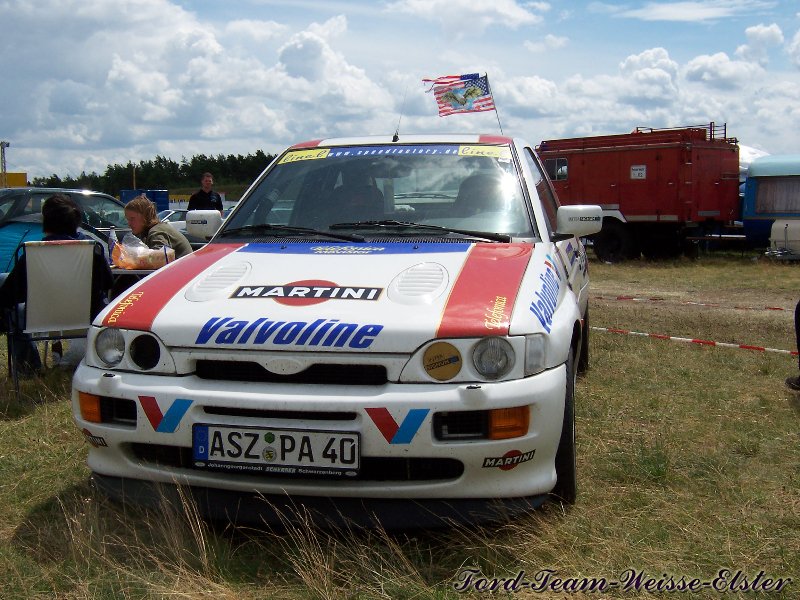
[{"left": 393, "top": 85, "right": 408, "bottom": 142}]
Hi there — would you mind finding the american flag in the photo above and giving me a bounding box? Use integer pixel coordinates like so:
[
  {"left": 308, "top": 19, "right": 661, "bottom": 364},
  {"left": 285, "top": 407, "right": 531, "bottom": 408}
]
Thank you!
[{"left": 423, "top": 73, "right": 496, "bottom": 117}]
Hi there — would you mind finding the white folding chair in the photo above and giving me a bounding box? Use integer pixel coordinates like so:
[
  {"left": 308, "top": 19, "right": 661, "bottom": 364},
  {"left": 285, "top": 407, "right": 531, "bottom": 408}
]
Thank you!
[{"left": 8, "top": 240, "right": 96, "bottom": 396}]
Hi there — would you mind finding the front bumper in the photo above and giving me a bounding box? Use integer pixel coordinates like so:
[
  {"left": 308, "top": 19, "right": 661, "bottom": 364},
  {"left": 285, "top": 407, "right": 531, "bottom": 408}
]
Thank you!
[{"left": 73, "top": 363, "right": 566, "bottom": 502}]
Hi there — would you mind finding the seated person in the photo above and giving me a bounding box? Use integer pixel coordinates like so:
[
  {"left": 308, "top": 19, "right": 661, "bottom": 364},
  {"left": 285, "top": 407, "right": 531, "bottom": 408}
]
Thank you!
[
  {"left": 111, "top": 195, "right": 193, "bottom": 299},
  {"left": 0, "top": 194, "right": 113, "bottom": 375},
  {"left": 124, "top": 194, "right": 193, "bottom": 259}
]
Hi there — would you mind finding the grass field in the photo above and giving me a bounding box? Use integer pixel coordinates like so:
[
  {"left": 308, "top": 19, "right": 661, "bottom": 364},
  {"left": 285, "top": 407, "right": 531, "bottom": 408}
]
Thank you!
[{"left": 0, "top": 252, "right": 798, "bottom": 599}]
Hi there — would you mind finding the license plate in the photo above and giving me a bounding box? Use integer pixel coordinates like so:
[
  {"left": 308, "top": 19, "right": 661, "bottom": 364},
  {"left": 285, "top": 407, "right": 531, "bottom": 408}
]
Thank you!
[{"left": 192, "top": 424, "right": 360, "bottom": 477}]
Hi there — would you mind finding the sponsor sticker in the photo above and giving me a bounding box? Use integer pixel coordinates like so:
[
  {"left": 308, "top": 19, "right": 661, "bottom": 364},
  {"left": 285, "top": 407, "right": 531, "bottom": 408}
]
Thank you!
[
  {"left": 458, "top": 145, "right": 511, "bottom": 159},
  {"left": 232, "top": 280, "right": 383, "bottom": 305},
  {"left": 423, "top": 342, "right": 462, "bottom": 381},
  {"left": 196, "top": 317, "right": 383, "bottom": 349},
  {"left": 365, "top": 407, "right": 430, "bottom": 444},
  {"left": 81, "top": 428, "right": 108, "bottom": 448},
  {"left": 529, "top": 256, "right": 561, "bottom": 333},
  {"left": 139, "top": 396, "right": 193, "bottom": 433},
  {"left": 482, "top": 449, "right": 536, "bottom": 470},
  {"left": 278, "top": 148, "right": 331, "bottom": 164},
  {"left": 326, "top": 144, "right": 461, "bottom": 157},
  {"left": 484, "top": 295, "right": 509, "bottom": 330},
  {"left": 105, "top": 291, "right": 144, "bottom": 325},
  {"left": 437, "top": 243, "right": 531, "bottom": 338},
  {"left": 237, "top": 242, "right": 471, "bottom": 255}
]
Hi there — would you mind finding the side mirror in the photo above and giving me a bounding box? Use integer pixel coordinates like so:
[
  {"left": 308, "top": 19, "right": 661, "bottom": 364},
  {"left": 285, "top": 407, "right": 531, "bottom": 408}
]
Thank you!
[
  {"left": 553, "top": 205, "right": 602, "bottom": 239},
  {"left": 186, "top": 210, "right": 223, "bottom": 240}
]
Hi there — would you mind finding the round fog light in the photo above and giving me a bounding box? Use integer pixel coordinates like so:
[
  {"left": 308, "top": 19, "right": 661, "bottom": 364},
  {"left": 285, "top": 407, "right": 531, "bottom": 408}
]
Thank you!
[
  {"left": 96, "top": 328, "right": 125, "bottom": 366},
  {"left": 473, "top": 337, "right": 515, "bottom": 380},
  {"left": 130, "top": 334, "right": 161, "bottom": 370}
]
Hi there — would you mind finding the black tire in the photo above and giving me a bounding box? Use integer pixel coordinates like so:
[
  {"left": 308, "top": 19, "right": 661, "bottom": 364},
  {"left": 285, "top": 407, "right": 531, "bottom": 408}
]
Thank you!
[
  {"left": 577, "top": 309, "right": 590, "bottom": 375},
  {"left": 552, "top": 349, "right": 577, "bottom": 504},
  {"left": 639, "top": 230, "right": 683, "bottom": 260},
  {"left": 592, "top": 220, "right": 639, "bottom": 263}
]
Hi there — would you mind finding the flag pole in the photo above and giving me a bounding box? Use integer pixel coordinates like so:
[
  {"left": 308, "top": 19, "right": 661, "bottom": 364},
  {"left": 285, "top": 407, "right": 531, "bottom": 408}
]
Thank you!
[{"left": 485, "top": 73, "right": 503, "bottom": 134}]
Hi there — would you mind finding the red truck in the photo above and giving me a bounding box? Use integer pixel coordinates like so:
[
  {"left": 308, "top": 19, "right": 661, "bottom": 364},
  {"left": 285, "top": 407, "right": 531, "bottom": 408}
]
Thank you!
[{"left": 537, "top": 123, "right": 740, "bottom": 261}]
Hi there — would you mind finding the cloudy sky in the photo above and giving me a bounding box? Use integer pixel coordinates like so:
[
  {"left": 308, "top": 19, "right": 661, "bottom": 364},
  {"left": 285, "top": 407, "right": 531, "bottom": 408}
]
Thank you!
[{"left": 1, "top": 0, "right": 798, "bottom": 180}]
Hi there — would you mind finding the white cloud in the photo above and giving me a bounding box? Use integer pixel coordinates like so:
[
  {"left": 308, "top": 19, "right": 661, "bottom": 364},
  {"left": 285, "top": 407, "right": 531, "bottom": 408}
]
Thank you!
[
  {"left": 2, "top": 0, "right": 799, "bottom": 178},
  {"left": 224, "top": 19, "right": 289, "bottom": 43},
  {"left": 587, "top": 3, "right": 622, "bottom": 15},
  {"left": 309, "top": 14, "right": 348, "bottom": 39},
  {"left": 619, "top": 1, "right": 778, "bottom": 23},
  {"left": 498, "top": 76, "right": 561, "bottom": 117},
  {"left": 620, "top": 47, "right": 679, "bottom": 78},
  {"left": 386, "top": 0, "right": 543, "bottom": 35},
  {"left": 685, "top": 52, "right": 763, "bottom": 89},
  {"left": 735, "top": 22, "right": 783, "bottom": 64},
  {"left": 788, "top": 29, "right": 800, "bottom": 68},
  {"left": 524, "top": 34, "right": 569, "bottom": 53}
]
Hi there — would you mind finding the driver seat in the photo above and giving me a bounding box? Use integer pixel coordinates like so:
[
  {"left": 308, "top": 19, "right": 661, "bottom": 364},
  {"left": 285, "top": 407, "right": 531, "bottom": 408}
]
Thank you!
[
  {"left": 328, "top": 183, "right": 384, "bottom": 223},
  {"left": 455, "top": 173, "right": 505, "bottom": 217}
]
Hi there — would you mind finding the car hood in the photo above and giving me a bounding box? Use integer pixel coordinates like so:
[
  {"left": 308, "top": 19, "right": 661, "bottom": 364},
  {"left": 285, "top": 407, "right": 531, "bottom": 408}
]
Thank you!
[{"left": 100, "top": 241, "right": 565, "bottom": 352}]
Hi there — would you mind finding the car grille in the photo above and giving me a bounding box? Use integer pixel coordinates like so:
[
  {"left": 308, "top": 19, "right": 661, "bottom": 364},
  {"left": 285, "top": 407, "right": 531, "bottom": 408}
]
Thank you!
[
  {"left": 195, "top": 360, "right": 388, "bottom": 385},
  {"left": 130, "top": 443, "right": 464, "bottom": 482},
  {"left": 202, "top": 406, "right": 357, "bottom": 421}
]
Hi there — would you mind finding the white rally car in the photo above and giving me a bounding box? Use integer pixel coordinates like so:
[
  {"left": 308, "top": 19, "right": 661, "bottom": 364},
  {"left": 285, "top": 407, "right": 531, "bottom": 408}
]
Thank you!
[{"left": 73, "top": 134, "right": 601, "bottom": 527}]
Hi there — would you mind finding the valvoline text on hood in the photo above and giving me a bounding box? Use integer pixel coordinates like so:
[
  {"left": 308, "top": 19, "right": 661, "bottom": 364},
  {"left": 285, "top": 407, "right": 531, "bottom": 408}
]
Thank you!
[{"left": 196, "top": 316, "right": 383, "bottom": 349}]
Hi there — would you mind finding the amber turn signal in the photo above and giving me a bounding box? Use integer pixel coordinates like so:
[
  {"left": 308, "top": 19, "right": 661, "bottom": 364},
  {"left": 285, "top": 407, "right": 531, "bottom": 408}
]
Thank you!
[
  {"left": 78, "top": 391, "right": 102, "bottom": 423},
  {"left": 488, "top": 406, "right": 530, "bottom": 440}
]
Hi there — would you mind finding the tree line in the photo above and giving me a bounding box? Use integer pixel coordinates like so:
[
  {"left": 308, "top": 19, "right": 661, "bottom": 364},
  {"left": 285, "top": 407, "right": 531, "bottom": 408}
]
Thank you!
[{"left": 30, "top": 150, "right": 276, "bottom": 196}]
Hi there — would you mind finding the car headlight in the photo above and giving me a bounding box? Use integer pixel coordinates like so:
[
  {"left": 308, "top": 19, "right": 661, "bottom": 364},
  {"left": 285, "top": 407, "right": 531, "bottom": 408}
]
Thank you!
[
  {"left": 130, "top": 334, "right": 161, "bottom": 370},
  {"left": 524, "top": 334, "right": 547, "bottom": 376},
  {"left": 472, "top": 337, "right": 515, "bottom": 380},
  {"left": 95, "top": 328, "right": 125, "bottom": 367}
]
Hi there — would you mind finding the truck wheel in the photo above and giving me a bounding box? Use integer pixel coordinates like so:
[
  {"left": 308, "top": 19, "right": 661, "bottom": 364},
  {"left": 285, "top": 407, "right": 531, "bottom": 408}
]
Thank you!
[
  {"left": 592, "top": 220, "right": 639, "bottom": 262},
  {"left": 640, "top": 231, "right": 682, "bottom": 259},
  {"left": 552, "top": 350, "right": 577, "bottom": 504}
]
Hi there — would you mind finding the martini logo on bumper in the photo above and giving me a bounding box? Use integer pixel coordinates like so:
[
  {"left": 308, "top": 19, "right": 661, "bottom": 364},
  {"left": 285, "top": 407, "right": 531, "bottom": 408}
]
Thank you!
[
  {"left": 196, "top": 317, "right": 383, "bottom": 349},
  {"left": 81, "top": 429, "right": 108, "bottom": 448},
  {"left": 232, "top": 280, "right": 383, "bottom": 306},
  {"left": 482, "top": 449, "right": 536, "bottom": 470}
]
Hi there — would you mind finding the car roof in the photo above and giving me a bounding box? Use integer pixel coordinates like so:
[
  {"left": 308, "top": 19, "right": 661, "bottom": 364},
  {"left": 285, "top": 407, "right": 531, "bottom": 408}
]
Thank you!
[
  {"left": 288, "top": 133, "right": 516, "bottom": 149},
  {"left": 0, "top": 187, "right": 121, "bottom": 202}
]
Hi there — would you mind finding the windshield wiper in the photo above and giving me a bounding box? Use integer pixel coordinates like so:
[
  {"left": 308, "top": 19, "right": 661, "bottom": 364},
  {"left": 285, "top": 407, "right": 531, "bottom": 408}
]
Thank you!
[
  {"left": 328, "top": 219, "right": 511, "bottom": 242},
  {"left": 393, "top": 192, "right": 454, "bottom": 200},
  {"left": 218, "top": 223, "right": 365, "bottom": 242}
]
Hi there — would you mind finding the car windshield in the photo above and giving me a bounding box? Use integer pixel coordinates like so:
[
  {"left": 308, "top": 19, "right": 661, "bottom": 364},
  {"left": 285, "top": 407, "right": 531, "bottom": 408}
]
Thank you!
[{"left": 220, "top": 143, "right": 537, "bottom": 241}]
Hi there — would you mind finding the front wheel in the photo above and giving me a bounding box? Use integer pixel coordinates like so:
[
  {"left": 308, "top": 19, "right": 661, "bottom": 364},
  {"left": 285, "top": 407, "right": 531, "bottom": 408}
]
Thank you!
[{"left": 551, "top": 350, "right": 577, "bottom": 504}]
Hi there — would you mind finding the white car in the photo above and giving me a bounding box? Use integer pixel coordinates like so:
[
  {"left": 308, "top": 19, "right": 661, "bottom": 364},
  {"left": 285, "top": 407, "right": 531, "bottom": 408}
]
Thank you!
[
  {"left": 157, "top": 208, "right": 188, "bottom": 232},
  {"left": 73, "top": 134, "right": 601, "bottom": 527}
]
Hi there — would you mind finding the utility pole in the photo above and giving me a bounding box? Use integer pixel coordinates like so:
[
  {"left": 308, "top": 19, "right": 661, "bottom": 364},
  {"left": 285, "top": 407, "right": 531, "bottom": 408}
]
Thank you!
[{"left": 0, "top": 141, "right": 9, "bottom": 188}]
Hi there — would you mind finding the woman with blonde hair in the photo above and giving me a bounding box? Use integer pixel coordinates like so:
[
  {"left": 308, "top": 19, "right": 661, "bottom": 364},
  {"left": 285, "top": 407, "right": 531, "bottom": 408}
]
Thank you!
[{"left": 124, "top": 194, "right": 192, "bottom": 259}]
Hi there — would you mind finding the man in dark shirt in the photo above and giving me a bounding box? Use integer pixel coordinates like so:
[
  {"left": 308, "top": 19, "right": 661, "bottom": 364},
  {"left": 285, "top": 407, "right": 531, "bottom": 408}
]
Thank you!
[{"left": 187, "top": 172, "right": 223, "bottom": 214}]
